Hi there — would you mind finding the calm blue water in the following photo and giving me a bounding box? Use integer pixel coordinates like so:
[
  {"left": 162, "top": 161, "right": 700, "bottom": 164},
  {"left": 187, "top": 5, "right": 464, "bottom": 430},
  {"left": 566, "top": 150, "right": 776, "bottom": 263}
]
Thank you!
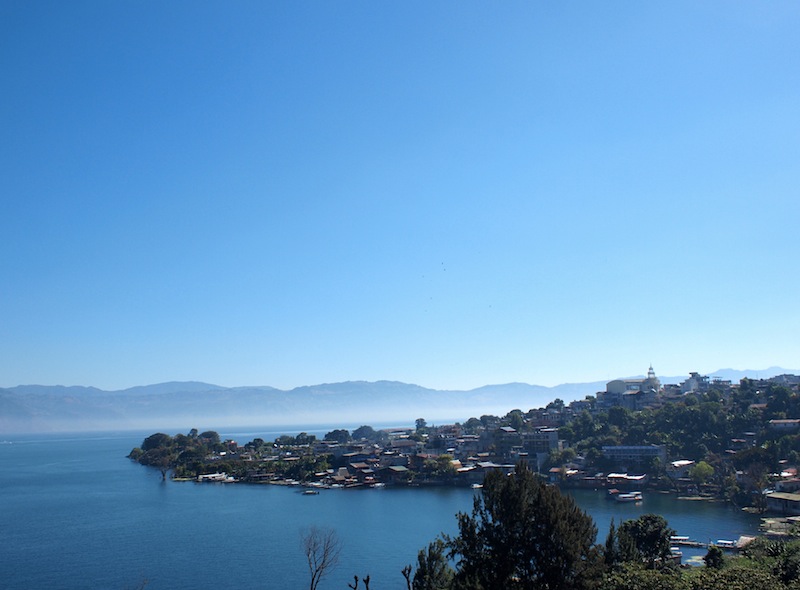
[{"left": 1, "top": 430, "right": 762, "bottom": 589}]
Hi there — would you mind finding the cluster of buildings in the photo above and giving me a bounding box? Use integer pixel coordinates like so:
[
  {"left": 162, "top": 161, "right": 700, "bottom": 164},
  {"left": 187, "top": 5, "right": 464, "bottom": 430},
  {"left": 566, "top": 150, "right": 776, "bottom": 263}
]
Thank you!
[
  {"left": 230, "top": 425, "right": 561, "bottom": 487},
  {"left": 202, "top": 368, "right": 800, "bottom": 499}
]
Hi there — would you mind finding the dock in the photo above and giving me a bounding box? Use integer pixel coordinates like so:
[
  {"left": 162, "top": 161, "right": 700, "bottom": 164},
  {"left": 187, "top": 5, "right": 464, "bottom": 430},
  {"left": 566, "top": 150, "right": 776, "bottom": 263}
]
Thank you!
[{"left": 670, "top": 535, "right": 755, "bottom": 550}]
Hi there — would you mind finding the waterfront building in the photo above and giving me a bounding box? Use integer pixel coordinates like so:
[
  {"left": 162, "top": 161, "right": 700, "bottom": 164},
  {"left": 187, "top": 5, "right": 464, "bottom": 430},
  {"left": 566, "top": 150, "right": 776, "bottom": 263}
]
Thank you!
[{"left": 766, "top": 492, "right": 800, "bottom": 515}]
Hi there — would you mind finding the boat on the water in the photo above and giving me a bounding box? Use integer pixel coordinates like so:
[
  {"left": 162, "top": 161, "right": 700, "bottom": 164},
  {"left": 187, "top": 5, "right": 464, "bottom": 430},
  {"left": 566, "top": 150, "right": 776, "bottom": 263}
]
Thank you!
[
  {"left": 615, "top": 491, "right": 643, "bottom": 503},
  {"left": 715, "top": 539, "right": 736, "bottom": 548}
]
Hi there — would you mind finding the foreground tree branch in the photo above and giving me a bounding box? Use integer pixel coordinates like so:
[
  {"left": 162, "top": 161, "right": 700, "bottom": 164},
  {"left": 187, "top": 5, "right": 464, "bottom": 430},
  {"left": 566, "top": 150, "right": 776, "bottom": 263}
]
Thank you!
[{"left": 301, "top": 526, "right": 341, "bottom": 590}]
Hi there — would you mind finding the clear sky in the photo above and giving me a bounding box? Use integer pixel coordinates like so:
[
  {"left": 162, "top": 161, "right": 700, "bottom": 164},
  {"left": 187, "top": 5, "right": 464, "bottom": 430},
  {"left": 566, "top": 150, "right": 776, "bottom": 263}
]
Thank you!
[{"left": 2, "top": 2, "right": 798, "bottom": 391}]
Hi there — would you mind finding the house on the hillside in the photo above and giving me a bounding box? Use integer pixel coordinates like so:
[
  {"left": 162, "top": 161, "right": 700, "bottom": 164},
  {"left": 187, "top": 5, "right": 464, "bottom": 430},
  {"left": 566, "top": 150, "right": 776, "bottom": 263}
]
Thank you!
[
  {"left": 597, "top": 366, "right": 661, "bottom": 410},
  {"left": 602, "top": 445, "right": 666, "bottom": 469},
  {"left": 769, "top": 420, "right": 800, "bottom": 433},
  {"left": 493, "top": 426, "right": 521, "bottom": 459}
]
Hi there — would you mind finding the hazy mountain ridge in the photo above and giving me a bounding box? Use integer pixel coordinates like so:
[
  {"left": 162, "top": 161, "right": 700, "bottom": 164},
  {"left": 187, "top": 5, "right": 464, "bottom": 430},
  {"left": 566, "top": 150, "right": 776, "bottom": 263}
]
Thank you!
[
  {"left": 2, "top": 367, "right": 797, "bottom": 434},
  {"left": 10, "top": 384, "right": 105, "bottom": 396}
]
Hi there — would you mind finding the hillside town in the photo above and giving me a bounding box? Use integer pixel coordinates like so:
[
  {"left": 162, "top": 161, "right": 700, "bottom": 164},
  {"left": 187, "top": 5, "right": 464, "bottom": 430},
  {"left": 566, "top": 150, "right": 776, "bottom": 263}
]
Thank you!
[{"left": 131, "top": 367, "right": 800, "bottom": 516}]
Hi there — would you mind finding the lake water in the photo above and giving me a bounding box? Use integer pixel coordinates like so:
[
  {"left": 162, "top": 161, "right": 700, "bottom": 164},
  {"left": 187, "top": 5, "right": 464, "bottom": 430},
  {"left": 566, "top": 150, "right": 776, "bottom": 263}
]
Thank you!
[{"left": 1, "top": 429, "right": 763, "bottom": 589}]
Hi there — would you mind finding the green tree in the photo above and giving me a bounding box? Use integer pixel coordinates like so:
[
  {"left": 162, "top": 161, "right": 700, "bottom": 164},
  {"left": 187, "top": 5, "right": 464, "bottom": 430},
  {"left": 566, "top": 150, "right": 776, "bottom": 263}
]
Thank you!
[
  {"left": 504, "top": 409, "right": 524, "bottom": 431},
  {"left": 248, "top": 437, "right": 267, "bottom": 450},
  {"left": 141, "top": 432, "right": 172, "bottom": 451},
  {"left": 352, "top": 425, "right": 378, "bottom": 441},
  {"left": 689, "top": 461, "right": 715, "bottom": 485},
  {"left": 324, "top": 429, "right": 351, "bottom": 444},
  {"left": 199, "top": 431, "right": 220, "bottom": 444},
  {"left": 295, "top": 432, "right": 316, "bottom": 445},
  {"left": 703, "top": 546, "right": 725, "bottom": 569},
  {"left": 447, "top": 461, "right": 600, "bottom": 590},
  {"left": 617, "top": 514, "right": 675, "bottom": 569},
  {"left": 276, "top": 434, "right": 297, "bottom": 446},
  {"left": 463, "top": 417, "right": 482, "bottom": 434},
  {"left": 479, "top": 415, "right": 498, "bottom": 429},
  {"left": 412, "top": 539, "right": 454, "bottom": 590},
  {"left": 133, "top": 433, "right": 179, "bottom": 480},
  {"left": 605, "top": 519, "right": 619, "bottom": 568},
  {"left": 608, "top": 407, "right": 632, "bottom": 431}
]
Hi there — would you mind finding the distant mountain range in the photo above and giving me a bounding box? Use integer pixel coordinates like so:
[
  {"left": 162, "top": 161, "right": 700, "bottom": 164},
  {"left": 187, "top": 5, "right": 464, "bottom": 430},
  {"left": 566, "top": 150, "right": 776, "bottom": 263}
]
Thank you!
[{"left": 1, "top": 367, "right": 796, "bottom": 434}]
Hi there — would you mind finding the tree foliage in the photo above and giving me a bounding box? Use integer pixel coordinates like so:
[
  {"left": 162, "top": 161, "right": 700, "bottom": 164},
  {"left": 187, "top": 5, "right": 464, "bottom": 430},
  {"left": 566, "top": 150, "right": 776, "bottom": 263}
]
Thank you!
[
  {"left": 324, "top": 429, "right": 351, "bottom": 444},
  {"left": 689, "top": 461, "right": 715, "bottom": 485},
  {"left": 352, "top": 425, "right": 387, "bottom": 442},
  {"left": 412, "top": 539, "right": 454, "bottom": 590},
  {"left": 601, "top": 563, "right": 687, "bottom": 590},
  {"left": 617, "top": 514, "right": 674, "bottom": 569},
  {"left": 447, "top": 461, "right": 600, "bottom": 590},
  {"left": 141, "top": 432, "right": 172, "bottom": 451},
  {"left": 704, "top": 546, "right": 725, "bottom": 569}
]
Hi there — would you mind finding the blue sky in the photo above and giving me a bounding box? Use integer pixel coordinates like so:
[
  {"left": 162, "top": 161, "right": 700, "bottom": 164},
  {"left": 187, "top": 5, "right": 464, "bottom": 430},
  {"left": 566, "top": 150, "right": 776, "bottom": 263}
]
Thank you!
[{"left": 2, "top": 2, "right": 798, "bottom": 391}]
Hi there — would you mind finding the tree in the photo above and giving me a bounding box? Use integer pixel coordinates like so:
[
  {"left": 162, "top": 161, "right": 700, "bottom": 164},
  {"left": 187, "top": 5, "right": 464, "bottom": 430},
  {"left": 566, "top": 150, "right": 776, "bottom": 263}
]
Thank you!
[
  {"left": 479, "top": 415, "right": 497, "bottom": 429},
  {"left": 295, "top": 432, "right": 316, "bottom": 445},
  {"left": 447, "top": 461, "right": 600, "bottom": 590},
  {"left": 199, "top": 431, "right": 220, "bottom": 444},
  {"left": 301, "top": 526, "right": 341, "bottom": 590},
  {"left": 141, "top": 432, "right": 172, "bottom": 451},
  {"left": 152, "top": 452, "right": 174, "bottom": 481},
  {"left": 249, "top": 437, "right": 266, "bottom": 450},
  {"left": 352, "top": 425, "right": 377, "bottom": 441},
  {"left": 412, "top": 539, "right": 454, "bottom": 590},
  {"left": 133, "top": 433, "right": 178, "bottom": 480},
  {"left": 416, "top": 418, "right": 428, "bottom": 431},
  {"left": 617, "top": 514, "right": 674, "bottom": 569},
  {"left": 689, "top": 461, "right": 714, "bottom": 485},
  {"left": 348, "top": 575, "right": 371, "bottom": 590},
  {"left": 403, "top": 565, "right": 413, "bottom": 590},
  {"left": 504, "top": 409, "right": 524, "bottom": 431},
  {"left": 463, "top": 417, "right": 482, "bottom": 434},
  {"left": 703, "top": 545, "right": 724, "bottom": 569},
  {"left": 608, "top": 407, "right": 631, "bottom": 430},
  {"left": 605, "top": 519, "right": 619, "bottom": 568},
  {"left": 324, "top": 429, "right": 351, "bottom": 444}
]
